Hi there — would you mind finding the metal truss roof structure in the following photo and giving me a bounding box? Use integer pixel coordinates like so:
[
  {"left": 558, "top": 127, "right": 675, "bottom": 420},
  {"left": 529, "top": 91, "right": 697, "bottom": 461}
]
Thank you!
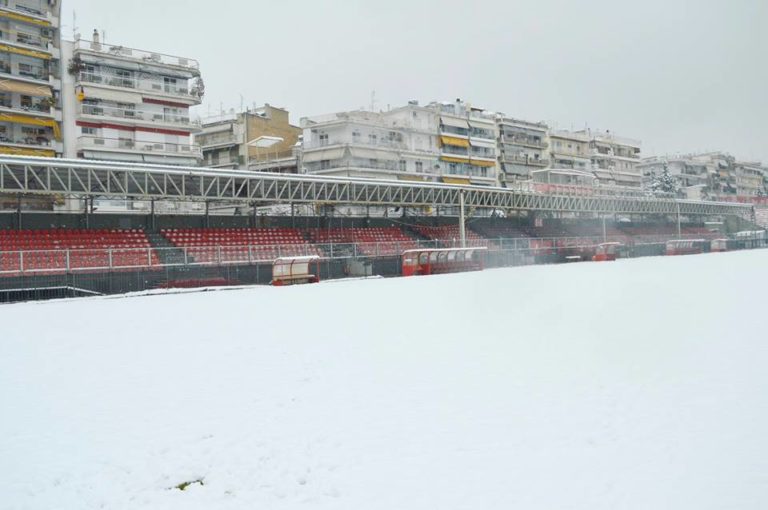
[{"left": 0, "top": 156, "right": 754, "bottom": 218}]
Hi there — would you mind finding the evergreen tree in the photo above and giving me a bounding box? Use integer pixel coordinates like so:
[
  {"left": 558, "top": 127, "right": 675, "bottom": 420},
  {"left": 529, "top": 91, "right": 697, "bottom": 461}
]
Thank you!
[{"left": 650, "top": 165, "right": 680, "bottom": 195}]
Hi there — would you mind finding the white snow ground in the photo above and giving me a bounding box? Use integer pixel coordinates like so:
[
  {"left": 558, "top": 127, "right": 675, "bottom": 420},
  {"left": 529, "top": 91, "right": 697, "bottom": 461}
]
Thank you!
[{"left": 1, "top": 251, "right": 768, "bottom": 509}]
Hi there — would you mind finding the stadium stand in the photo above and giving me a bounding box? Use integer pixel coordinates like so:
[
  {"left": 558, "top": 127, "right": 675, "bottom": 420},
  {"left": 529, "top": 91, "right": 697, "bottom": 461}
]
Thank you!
[
  {"left": 0, "top": 229, "right": 158, "bottom": 275},
  {"left": 306, "top": 227, "right": 419, "bottom": 256},
  {"left": 160, "top": 228, "right": 321, "bottom": 263},
  {"left": 412, "top": 225, "right": 491, "bottom": 247}
]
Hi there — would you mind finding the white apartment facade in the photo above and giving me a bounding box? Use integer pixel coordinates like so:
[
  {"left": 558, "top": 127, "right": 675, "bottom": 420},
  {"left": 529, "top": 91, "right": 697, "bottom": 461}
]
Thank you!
[
  {"left": 301, "top": 100, "right": 498, "bottom": 187},
  {"left": 301, "top": 106, "right": 439, "bottom": 182},
  {"left": 496, "top": 117, "right": 548, "bottom": 183},
  {"left": 585, "top": 130, "right": 642, "bottom": 187},
  {"left": 60, "top": 30, "right": 203, "bottom": 166},
  {"left": 0, "top": 0, "right": 62, "bottom": 158}
]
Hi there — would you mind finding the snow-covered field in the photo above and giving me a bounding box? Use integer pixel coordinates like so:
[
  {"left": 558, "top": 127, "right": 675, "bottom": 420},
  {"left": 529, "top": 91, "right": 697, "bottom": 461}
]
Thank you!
[{"left": 1, "top": 251, "right": 767, "bottom": 509}]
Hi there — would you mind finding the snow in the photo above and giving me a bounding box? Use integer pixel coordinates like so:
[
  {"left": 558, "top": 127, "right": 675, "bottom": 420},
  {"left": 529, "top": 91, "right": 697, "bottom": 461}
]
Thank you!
[{"left": 1, "top": 251, "right": 768, "bottom": 509}]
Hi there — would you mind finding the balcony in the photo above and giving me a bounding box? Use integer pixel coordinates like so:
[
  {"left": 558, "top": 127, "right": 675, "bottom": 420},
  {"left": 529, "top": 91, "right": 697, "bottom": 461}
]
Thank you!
[
  {"left": 304, "top": 138, "right": 408, "bottom": 151},
  {"left": 78, "top": 72, "right": 201, "bottom": 101},
  {"left": 502, "top": 134, "right": 547, "bottom": 149},
  {"left": 0, "top": 132, "right": 53, "bottom": 147},
  {"left": 0, "top": 28, "right": 50, "bottom": 50},
  {"left": 442, "top": 145, "right": 469, "bottom": 157},
  {"left": 502, "top": 153, "right": 548, "bottom": 166},
  {"left": 197, "top": 131, "right": 239, "bottom": 148},
  {"left": 80, "top": 103, "right": 201, "bottom": 128},
  {"left": 74, "top": 39, "right": 200, "bottom": 72},
  {"left": 77, "top": 135, "right": 202, "bottom": 158},
  {"left": 0, "top": 1, "right": 48, "bottom": 19}
]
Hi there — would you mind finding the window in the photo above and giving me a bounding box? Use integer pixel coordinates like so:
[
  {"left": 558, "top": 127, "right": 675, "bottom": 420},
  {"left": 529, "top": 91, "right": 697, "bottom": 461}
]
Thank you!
[
  {"left": 368, "top": 134, "right": 377, "bottom": 145},
  {"left": 369, "top": 158, "right": 378, "bottom": 167},
  {"left": 319, "top": 133, "right": 329, "bottom": 146},
  {"left": 352, "top": 131, "right": 360, "bottom": 142},
  {"left": 415, "top": 161, "right": 423, "bottom": 173},
  {"left": 399, "top": 160, "right": 407, "bottom": 172},
  {"left": 81, "top": 127, "right": 97, "bottom": 135},
  {"left": 320, "top": 160, "right": 330, "bottom": 170}
]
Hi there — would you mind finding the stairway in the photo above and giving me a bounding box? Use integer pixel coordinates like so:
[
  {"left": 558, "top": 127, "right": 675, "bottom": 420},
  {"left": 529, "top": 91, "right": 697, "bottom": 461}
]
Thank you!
[{"left": 146, "top": 232, "right": 189, "bottom": 265}]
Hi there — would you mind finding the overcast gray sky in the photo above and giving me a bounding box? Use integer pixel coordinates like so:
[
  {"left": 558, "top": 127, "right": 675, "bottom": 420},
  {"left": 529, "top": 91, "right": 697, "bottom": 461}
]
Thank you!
[{"left": 64, "top": 0, "right": 767, "bottom": 162}]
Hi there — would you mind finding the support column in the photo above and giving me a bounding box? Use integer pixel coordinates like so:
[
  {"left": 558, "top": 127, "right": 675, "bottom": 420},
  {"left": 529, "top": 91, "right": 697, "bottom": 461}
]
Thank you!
[
  {"left": 205, "top": 201, "right": 210, "bottom": 229},
  {"left": 459, "top": 190, "right": 466, "bottom": 248},
  {"left": 15, "top": 194, "right": 21, "bottom": 230}
]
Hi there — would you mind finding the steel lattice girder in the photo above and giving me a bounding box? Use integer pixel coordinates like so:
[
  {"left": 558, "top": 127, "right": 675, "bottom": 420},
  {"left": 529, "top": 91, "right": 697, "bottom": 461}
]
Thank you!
[{"left": 0, "top": 156, "right": 754, "bottom": 217}]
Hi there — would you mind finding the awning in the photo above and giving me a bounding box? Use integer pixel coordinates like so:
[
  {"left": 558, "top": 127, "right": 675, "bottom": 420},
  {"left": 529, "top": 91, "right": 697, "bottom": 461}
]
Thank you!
[
  {"left": 302, "top": 147, "right": 345, "bottom": 163},
  {"left": 82, "top": 86, "right": 143, "bottom": 104},
  {"left": 442, "top": 176, "right": 471, "bottom": 185},
  {"left": 468, "top": 120, "right": 494, "bottom": 130},
  {"left": 440, "top": 116, "right": 469, "bottom": 129},
  {"left": 440, "top": 155, "right": 470, "bottom": 164},
  {"left": 349, "top": 147, "right": 397, "bottom": 161},
  {"left": 440, "top": 135, "right": 469, "bottom": 148},
  {"left": 0, "top": 10, "right": 51, "bottom": 27},
  {"left": 470, "top": 159, "right": 497, "bottom": 168},
  {"left": 0, "top": 79, "right": 52, "bottom": 97},
  {"left": 0, "top": 43, "right": 50, "bottom": 60},
  {"left": 0, "top": 113, "right": 60, "bottom": 139},
  {"left": 398, "top": 175, "right": 426, "bottom": 182},
  {"left": 0, "top": 146, "right": 55, "bottom": 157},
  {"left": 470, "top": 138, "right": 496, "bottom": 149}
]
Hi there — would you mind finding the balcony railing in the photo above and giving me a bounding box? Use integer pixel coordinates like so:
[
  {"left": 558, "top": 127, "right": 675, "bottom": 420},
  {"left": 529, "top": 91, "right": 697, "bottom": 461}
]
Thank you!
[
  {"left": 304, "top": 138, "right": 408, "bottom": 150},
  {"left": 0, "top": 134, "right": 53, "bottom": 147},
  {"left": 74, "top": 39, "right": 200, "bottom": 71},
  {"left": 77, "top": 135, "right": 202, "bottom": 157},
  {"left": 78, "top": 72, "right": 199, "bottom": 100},
  {"left": 502, "top": 134, "right": 548, "bottom": 149},
  {"left": 0, "top": 1, "right": 47, "bottom": 18},
  {"left": 502, "top": 154, "right": 548, "bottom": 166},
  {"left": 0, "top": 99, "right": 52, "bottom": 114},
  {"left": 0, "top": 29, "right": 49, "bottom": 49},
  {"left": 80, "top": 103, "right": 201, "bottom": 128},
  {"left": 197, "top": 131, "right": 239, "bottom": 147}
]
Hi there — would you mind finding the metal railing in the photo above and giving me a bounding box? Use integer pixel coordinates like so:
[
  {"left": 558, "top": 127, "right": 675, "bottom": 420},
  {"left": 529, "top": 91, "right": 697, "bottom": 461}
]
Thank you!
[
  {"left": 77, "top": 136, "right": 202, "bottom": 157},
  {"left": 74, "top": 39, "right": 200, "bottom": 71},
  {"left": 78, "top": 72, "right": 200, "bottom": 100},
  {"left": 0, "top": 233, "right": 735, "bottom": 277},
  {"left": 304, "top": 139, "right": 409, "bottom": 151},
  {"left": 0, "top": 29, "right": 49, "bottom": 49},
  {"left": 80, "top": 103, "right": 201, "bottom": 127}
]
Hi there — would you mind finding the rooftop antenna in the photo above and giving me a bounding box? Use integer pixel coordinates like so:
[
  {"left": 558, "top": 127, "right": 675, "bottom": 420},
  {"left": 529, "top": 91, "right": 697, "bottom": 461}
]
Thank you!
[
  {"left": 239, "top": 94, "right": 244, "bottom": 112},
  {"left": 370, "top": 90, "right": 376, "bottom": 112},
  {"left": 72, "top": 11, "right": 79, "bottom": 40}
]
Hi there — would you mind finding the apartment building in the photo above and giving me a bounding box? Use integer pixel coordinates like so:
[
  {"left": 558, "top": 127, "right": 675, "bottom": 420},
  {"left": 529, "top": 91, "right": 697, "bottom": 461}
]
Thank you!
[
  {"left": 301, "top": 100, "right": 498, "bottom": 187},
  {"left": 496, "top": 116, "right": 548, "bottom": 183},
  {"left": 432, "top": 100, "right": 498, "bottom": 186},
  {"left": 60, "top": 30, "right": 203, "bottom": 166},
  {"left": 636, "top": 152, "right": 766, "bottom": 200},
  {"left": 584, "top": 130, "right": 642, "bottom": 187},
  {"left": 549, "top": 130, "right": 590, "bottom": 172},
  {"left": 301, "top": 105, "right": 439, "bottom": 182},
  {"left": 196, "top": 104, "right": 301, "bottom": 172},
  {"left": 0, "top": 0, "right": 62, "bottom": 158},
  {"left": 734, "top": 162, "right": 765, "bottom": 197}
]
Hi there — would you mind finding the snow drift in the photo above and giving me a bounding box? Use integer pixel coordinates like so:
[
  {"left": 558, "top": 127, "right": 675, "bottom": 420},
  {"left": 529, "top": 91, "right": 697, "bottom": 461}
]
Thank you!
[{"left": 1, "top": 251, "right": 767, "bottom": 509}]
